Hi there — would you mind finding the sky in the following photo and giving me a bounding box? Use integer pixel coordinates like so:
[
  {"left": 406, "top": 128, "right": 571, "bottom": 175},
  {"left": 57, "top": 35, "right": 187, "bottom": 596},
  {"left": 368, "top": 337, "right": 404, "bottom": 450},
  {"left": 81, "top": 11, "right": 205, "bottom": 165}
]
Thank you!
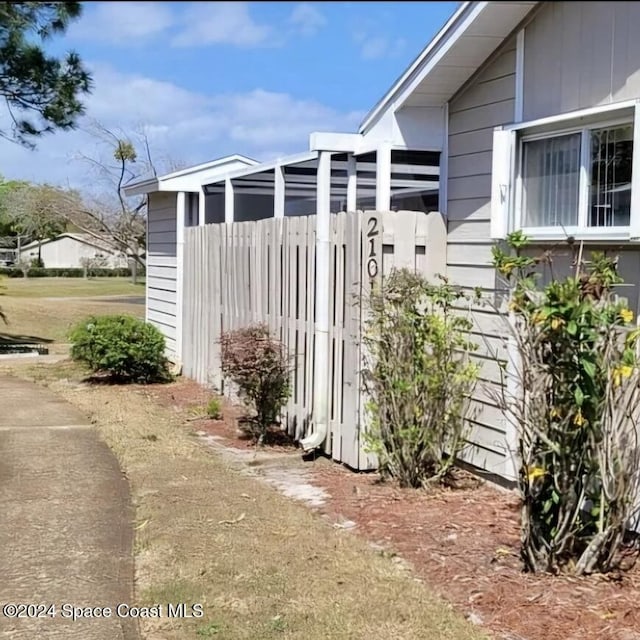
[{"left": 2, "top": 1, "right": 459, "bottom": 191}]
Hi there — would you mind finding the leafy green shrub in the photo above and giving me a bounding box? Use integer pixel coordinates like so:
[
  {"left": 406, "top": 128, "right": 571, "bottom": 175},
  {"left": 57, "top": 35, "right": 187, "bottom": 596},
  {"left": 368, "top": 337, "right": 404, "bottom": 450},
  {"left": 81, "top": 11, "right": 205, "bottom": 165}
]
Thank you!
[
  {"left": 220, "top": 324, "right": 291, "bottom": 445},
  {"left": 362, "top": 269, "right": 480, "bottom": 488},
  {"left": 69, "top": 315, "right": 171, "bottom": 383},
  {"left": 492, "top": 232, "right": 640, "bottom": 575},
  {"left": 206, "top": 396, "right": 223, "bottom": 420}
]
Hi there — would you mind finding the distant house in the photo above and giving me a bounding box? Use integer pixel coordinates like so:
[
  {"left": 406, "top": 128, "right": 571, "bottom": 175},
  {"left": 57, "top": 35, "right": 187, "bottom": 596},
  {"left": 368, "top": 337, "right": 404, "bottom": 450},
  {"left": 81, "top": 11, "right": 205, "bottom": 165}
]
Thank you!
[{"left": 18, "top": 233, "right": 130, "bottom": 269}]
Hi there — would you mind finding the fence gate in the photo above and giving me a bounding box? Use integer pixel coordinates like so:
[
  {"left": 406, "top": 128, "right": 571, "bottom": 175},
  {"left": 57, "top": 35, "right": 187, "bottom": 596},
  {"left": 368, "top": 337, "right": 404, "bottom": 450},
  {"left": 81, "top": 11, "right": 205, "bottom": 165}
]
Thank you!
[{"left": 182, "top": 210, "right": 446, "bottom": 470}]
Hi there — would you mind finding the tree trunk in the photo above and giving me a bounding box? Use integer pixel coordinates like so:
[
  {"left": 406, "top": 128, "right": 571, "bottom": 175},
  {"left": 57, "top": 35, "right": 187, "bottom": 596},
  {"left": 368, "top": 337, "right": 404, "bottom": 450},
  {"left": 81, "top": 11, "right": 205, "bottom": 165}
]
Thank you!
[{"left": 131, "top": 258, "right": 138, "bottom": 285}]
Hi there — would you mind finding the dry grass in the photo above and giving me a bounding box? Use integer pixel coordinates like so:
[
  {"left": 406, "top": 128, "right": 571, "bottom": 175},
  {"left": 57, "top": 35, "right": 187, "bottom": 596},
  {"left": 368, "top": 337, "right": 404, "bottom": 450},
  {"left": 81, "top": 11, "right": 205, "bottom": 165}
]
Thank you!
[
  {"left": 2, "top": 277, "right": 145, "bottom": 298},
  {"left": 14, "top": 362, "right": 486, "bottom": 640},
  {"left": 0, "top": 296, "right": 144, "bottom": 352}
]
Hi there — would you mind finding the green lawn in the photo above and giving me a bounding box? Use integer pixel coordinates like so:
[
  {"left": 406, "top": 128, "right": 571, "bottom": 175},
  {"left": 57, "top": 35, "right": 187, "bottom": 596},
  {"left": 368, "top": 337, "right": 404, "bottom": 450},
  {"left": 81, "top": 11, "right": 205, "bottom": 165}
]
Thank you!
[
  {"left": 2, "top": 277, "right": 145, "bottom": 298},
  {"left": 0, "top": 277, "right": 145, "bottom": 352}
]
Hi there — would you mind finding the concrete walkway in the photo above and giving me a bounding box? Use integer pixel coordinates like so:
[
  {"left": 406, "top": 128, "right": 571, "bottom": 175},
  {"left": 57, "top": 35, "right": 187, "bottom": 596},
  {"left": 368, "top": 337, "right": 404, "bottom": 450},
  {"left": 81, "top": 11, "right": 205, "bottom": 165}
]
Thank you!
[{"left": 0, "top": 377, "right": 138, "bottom": 639}]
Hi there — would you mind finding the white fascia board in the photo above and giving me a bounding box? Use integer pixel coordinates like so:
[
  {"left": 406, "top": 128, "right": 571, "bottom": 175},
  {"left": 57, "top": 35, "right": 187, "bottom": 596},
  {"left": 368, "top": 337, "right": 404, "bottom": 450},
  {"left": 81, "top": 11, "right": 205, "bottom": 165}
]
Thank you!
[
  {"left": 160, "top": 154, "right": 258, "bottom": 181},
  {"left": 124, "top": 155, "right": 259, "bottom": 196},
  {"left": 390, "top": 2, "right": 489, "bottom": 116},
  {"left": 309, "top": 131, "right": 363, "bottom": 153},
  {"left": 123, "top": 177, "right": 159, "bottom": 197},
  {"left": 358, "top": 1, "right": 481, "bottom": 133},
  {"left": 201, "top": 150, "right": 319, "bottom": 187}
]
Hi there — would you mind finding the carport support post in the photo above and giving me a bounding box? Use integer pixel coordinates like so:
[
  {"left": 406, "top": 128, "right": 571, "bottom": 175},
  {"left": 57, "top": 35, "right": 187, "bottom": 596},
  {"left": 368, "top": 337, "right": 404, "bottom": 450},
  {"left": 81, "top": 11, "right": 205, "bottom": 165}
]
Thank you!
[
  {"left": 375, "top": 142, "right": 391, "bottom": 211},
  {"left": 274, "top": 164, "right": 285, "bottom": 218},
  {"left": 175, "top": 191, "right": 186, "bottom": 361},
  {"left": 346, "top": 154, "right": 357, "bottom": 212},
  {"left": 225, "top": 178, "right": 235, "bottom": 223},
  {"left": 301, "top": 150, "right": 331, "bottom": 452},
  {"left": 198, "top": 190, "right": 206, "bottom": 226}
]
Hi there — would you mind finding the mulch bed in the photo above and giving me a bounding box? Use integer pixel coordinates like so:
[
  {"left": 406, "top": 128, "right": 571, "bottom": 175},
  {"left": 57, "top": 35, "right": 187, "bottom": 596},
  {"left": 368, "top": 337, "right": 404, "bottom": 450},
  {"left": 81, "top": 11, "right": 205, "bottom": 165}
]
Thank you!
[
  {"left": 144, "top": 377, "right": 296, "bottom": 451},
  {"left": 147, "top": 377, "right": 640, "bottom": 640}
]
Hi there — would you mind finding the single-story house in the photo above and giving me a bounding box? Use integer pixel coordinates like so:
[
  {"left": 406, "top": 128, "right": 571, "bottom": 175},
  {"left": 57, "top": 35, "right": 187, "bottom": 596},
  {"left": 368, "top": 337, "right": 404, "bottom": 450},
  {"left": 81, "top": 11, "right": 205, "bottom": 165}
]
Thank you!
[
  {"left": 18, "top": 233, "right": 130, "bottom": 269},
  {"left": 126, "top": 0, "right": 640, "bottom": 482}
]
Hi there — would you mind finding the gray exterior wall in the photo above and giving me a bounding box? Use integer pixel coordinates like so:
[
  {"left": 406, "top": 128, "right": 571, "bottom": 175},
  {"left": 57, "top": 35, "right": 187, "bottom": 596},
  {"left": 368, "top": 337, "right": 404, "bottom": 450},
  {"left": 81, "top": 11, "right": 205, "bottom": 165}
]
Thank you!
[
  {"left": 447, "top": 37, "right": 517, "bottom": 478},
  {"left": 445, "top": 0, "right": 640, "bottom": 479},
  {"left": 523, "top": 1, "right": 640, "bottom": 121},
  {"left": 147, "top": 192, "right": 178, "bottom": 356}
]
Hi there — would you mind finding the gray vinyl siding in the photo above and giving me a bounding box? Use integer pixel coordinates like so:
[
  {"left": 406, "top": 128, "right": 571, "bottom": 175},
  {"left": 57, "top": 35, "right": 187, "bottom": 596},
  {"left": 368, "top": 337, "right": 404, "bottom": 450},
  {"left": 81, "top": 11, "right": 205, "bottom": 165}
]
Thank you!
[
  {"left": 445, "top": 0, "right": 640, "bottom": 480},
  {"left": 147, "top": 192, "right": 178, "bottom": 355},
  {"left": 447, "top": 37, "right": 517, "bottom": 478},
  {"left": 523, "top": 2, "right": 640, "bottom": 120}
]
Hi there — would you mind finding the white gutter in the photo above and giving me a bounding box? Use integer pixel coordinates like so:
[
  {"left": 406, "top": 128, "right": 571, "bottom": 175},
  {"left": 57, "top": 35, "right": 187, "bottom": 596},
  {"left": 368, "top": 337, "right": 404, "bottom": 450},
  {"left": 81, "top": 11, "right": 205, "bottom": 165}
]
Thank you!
[
  {"left": 123, "top": 177, "right": 159, "bottom": 197},
  {"left": 300, "top": 150, "right": 332, "bottom": 452}
]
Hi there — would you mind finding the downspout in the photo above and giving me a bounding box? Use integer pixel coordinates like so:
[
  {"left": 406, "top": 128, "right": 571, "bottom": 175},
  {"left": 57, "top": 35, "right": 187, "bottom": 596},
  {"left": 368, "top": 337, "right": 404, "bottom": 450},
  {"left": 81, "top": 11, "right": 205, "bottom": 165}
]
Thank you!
[
  {"left": 300, "top": 150, "right": 331, "bottom": 451},
  {"left": 175, "top": 191, "right": 186, "bottom": 364}
]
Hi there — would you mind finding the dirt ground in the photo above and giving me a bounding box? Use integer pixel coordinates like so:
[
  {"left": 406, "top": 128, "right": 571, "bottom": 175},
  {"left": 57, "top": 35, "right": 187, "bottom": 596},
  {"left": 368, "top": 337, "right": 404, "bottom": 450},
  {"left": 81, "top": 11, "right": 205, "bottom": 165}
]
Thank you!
[
  {"left": 11, "top": 361, "right": 485, "bottom": 640},
  {"left": 150, "top": 377, "right": 640, "bottom": 640}
]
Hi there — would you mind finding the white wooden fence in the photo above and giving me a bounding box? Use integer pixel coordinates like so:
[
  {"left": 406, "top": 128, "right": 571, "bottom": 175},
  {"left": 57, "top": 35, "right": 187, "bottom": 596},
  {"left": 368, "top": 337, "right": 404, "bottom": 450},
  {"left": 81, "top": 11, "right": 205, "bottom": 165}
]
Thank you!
[{"left": 182, "top": 210, "right": 446, "bottom": 469}]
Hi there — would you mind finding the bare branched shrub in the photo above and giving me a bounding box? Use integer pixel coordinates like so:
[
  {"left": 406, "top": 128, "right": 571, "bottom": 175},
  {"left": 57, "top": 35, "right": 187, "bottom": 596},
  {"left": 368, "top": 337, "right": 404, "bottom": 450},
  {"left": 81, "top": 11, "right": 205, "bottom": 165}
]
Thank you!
[
  {"left": 491, "top": 232, "right": 640, "bottom": 575},
  {"left": 362, "top": 269, "right": 480, "bottom": 488},
  {"left": 220, "top": 324, "right": 291, "bottom": 445}
]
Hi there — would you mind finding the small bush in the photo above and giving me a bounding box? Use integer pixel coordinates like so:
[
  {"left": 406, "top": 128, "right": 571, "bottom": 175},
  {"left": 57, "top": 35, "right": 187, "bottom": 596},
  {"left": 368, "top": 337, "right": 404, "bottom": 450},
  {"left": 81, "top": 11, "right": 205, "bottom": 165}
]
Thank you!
[
  {"left": 220, "top": 324, "right": 291, "bottom": 444},
  {"left": 206, "top": 396, "right": 223, "bottom": 420},
  {"left": 362, "top": 269, "right": 480, "bottom": 488},
  {"left": 69, "top": 315, "right": 171, "bottom": 383}
]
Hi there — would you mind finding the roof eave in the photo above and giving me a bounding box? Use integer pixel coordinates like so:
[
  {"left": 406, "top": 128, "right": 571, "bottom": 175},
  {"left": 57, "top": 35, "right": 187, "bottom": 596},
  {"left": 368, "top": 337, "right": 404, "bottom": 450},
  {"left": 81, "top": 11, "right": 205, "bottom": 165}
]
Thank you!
[
  {"left": 159, "top": 154, "right": 259, "bottom": 182},
  {"left": 358, "top": 1, "right": 477, "bottom": 134},
  {"left": 122, "top": 154, "right": 261, "bottom": 197},
  {"left": 123, "top": 177, "right": 160, "bottom": 197}
]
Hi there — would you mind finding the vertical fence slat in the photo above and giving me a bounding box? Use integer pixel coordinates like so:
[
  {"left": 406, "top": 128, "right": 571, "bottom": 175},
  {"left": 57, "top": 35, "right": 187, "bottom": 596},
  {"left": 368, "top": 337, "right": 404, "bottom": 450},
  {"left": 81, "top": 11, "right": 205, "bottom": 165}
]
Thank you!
[
  {"left": 288, "top": 217, "right": 296, "bottom": 435},
  {"left": 210, "top": 224, "right": 222, "bottom": 389},
  {"left": 358, "top": 211, "right": 383, "bottom": 470},
  {"left": 329, "top": 213, "right": 343, "bottom": 460},
  {"left": 339, "top": 212, "right": 362, "bottom": 468},
  {"left": 304, "top": 215, "right": 316, "bottom": 439}
]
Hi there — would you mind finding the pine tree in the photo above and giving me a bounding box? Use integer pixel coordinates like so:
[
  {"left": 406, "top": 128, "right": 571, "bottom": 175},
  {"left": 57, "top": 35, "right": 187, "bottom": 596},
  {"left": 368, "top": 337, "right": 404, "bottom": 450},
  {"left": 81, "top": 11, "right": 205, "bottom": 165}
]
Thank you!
[{"left": 0, "top": 2, "right": 91, "bottom": 147}]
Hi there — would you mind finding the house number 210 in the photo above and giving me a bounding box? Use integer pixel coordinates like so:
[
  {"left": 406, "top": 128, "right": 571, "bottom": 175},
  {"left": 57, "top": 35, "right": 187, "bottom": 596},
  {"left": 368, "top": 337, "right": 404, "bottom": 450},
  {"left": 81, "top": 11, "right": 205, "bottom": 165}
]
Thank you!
[{"left": 366, "top": 216, "right": 379, "bottom": 279}]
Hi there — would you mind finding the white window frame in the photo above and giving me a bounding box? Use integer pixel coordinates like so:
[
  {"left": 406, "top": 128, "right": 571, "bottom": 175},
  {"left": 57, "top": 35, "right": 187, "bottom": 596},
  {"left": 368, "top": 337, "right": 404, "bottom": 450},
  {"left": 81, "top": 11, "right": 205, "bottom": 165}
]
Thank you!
[{"left": 491, "top": 99, "right": 640, "bottom": 242}]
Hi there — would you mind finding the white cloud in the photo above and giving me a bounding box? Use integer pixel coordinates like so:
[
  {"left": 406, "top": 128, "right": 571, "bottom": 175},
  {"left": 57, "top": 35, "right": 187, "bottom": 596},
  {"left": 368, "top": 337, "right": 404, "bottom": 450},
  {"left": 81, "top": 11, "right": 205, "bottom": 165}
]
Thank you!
[
  {"left": 353, "top": 31, "right": 407, "bottom": 61},
  {"left": 69, "top": 1, "right": 321, "bottom": 49},
  {"left": 289, "top": 3, "right": 327, "bottom": 37},
  {"left": 171, "top": 2, "right": 276, "bottom": 48},
  {"left": 67, "top": 2, "right": 174, "bottom": 44},
  {"left": 0, "top": 65, "right": 364, "bottom": 190}
]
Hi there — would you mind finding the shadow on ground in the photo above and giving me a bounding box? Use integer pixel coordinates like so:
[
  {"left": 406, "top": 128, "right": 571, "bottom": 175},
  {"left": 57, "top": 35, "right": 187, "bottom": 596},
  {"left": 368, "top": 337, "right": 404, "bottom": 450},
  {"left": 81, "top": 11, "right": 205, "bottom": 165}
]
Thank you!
[
  {"left": 88, "top": 296, "right": 145, "bottom": 305},
  {"left": 0, "top": 332, "right": 52, "bottom": 353}
]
